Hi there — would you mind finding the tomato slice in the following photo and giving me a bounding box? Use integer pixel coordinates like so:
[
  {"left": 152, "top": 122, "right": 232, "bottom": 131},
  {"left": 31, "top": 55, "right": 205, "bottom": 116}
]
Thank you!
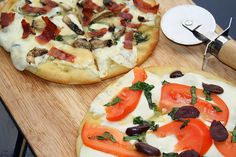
[
  {"left": 105, "top": 67, "right": 147, "bottom": 121},
  {"left": 81, "top": 121, "right": 146, "bottom": 157},
  {"left": 160, "top": 83, "right": 229, "bottom": 125},
  {"left": 155, "top": 118, "right": 212, "bottom": 156},
  {"left": 215, "top": 133, "right": 236, "bottom": 157}
]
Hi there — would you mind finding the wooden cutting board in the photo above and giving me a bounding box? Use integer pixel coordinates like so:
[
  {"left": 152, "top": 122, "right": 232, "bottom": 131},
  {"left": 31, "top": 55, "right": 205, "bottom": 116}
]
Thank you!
[{"left": 0, "top": 0, "right": 236, "bottom": 157}]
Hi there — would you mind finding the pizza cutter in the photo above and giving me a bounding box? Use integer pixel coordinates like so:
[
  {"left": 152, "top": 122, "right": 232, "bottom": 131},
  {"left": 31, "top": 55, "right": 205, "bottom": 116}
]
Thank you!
[{"left": 161, "top": 5, "right": 236, "bottom": 70}]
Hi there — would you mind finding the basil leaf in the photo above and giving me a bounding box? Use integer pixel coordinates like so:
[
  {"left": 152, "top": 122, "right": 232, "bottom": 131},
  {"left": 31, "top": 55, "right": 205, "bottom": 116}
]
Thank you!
[
  {"left": 212, "top": 105, "right": 223, "bottom": 112},
  {"left": 162, "top": 80, "right": 170, "bottom": 85},
  {"left": 129, "top": 81, "right": 154, "bottom": 91},
  {"left": 96, "top": 132, "right": 117, "bottom": 143},
  {"left": 168, "top": 107, "right": 179, "bottom": 120},
  {"left": 179, "top": 119, "right": 190, "bottom": 130},
  {"left": 55, "top": 35, "right": 64, "bottom": 41},
  {"left": 133, "top": 116, "right": 158, "bottom": 131},
  {"left": 123, "top": 133, "right": 146, "bottom": 142},
  {"left": 144, "top": 90, "right": 156, "bottom": 110},
  {"left": 190, "top": 86, "right": 197, "bottom": 105},
  {"left": 203, "top": 90, "right": 212, "bottom": 101},
  {"left": 104, "top": 97, "right": 121, "bottom": 107},
  {"left": 134, "top": 32, "right": 149, "bottom": 45},
  {"left": 163, "top": 152, "right": 178, "bottom": 157},
  {"left": 133, "top": 116, "right": 144, "bottom": 125},
  {"left": 232, "top": 127, "right": 236, "bottom": 143}
]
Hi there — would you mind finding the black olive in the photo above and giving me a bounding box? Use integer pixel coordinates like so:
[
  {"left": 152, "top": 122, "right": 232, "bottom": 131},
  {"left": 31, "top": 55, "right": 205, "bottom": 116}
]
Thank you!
[
  {"left": 108, "top": 25, "right": 115, "bottom": 32},
  {"left": 202, "top": 83, "right": 224, "bottom": 94},
  {"left": 106, "top": 39, "right": 113, "bottom": 47},
  {"left": 210, "top": 120, "right": 228, "bottom": 142},
  {"left": 138, "top": 16, "right": 146, "bottom": 22},
  {"left": 178, "top": 150, "right": 200, "bottom": 157},
  {"left": 135, "top": 142, "right": 161, "bottom": 156},
  {"left": 170, "top": 70, "right": 184, "bottom": 78},
  {"left": 174, "top": 106, "right": 200, "bottom": 119},
  {"left": 125, "top": 125, "right": 150, "bottom": 136}
]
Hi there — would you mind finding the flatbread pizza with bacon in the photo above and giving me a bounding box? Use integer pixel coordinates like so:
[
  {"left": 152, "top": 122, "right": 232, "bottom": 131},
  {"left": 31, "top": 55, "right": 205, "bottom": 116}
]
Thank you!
[{"left": 0, "top": 0, "right": 160, "bottom": 84}]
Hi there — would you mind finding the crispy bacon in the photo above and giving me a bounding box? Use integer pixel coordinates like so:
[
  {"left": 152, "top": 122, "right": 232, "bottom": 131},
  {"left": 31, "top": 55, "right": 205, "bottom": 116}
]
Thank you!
[
  {"left": 48, "top": 47, "right": 75, "bottom": 63},
  {"left": 104, "top": 1, "right": 126, "bottom": 13},
  {"left": 133, "top": 0, "right": 159, "bottom": 14},
  {"left": 88, "top": 28, "right": 108, "bottom": 38},
  {"left": 84, "top": 0, "right": 102, "bottom": 11},
  {"left": 21, "top": 0, "right": 58, "bottom": 14},
  {"left": 119, "top": 12, "right": 133, "bottom": 21},
  {"left": 120, "top": 19, "right": 142, "bottom": 29},
  {"left": 0, "top": 12, "right": 15, "bottom": 28},
  {"left": 123, "top": 31, "right": 134, "bottom": 49},
  {"left": 21, "top": 19, "right": 36, "bottom": 39},
  {"left": 35, "top": 16, "right": 60, "bottom": 45}
]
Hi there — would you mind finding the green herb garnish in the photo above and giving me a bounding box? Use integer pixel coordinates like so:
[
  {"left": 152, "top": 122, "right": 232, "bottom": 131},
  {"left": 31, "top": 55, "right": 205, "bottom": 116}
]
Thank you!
[
  {"left": 162, "top": 80, "right": 170, "bottom": 85},
  {"left": 179, "top": 119, "right": 190, "bottom": 130},
  {"left": 203, "top": 90, "right": 212, "bottom": 101},
  {"left": 190, "top": 86, "right": 197, "bottom": 105},
  {"left": 133, "top": 116, "right": 159, "bottom": 131},
  {"left": 168, "top": 107, "right": 179, "bottom": 120},
  {"left": 231, "top": 126, "right": 236, "bottom": 143},
  {"left": 130, "top": 81, "right": 156, "bottom": 110},
  {"left": 55, "top": 35, "right": 64, "bottom": 41},
  {"left": 212, "top": 105, "right": 223, "bottom": 112},
  {"left": 163, "top": 152, "right": 178, "bottom": 157},
  {"left": 123, "top": 133, "right": 146, "bottom": 142},
  {"left": 134, "top": 32, "right": 149, "bottom": 45},
  {"left": 104, "top": 97, "right": 121, "bottom": 107},
  {"left": 96, "top": 132, "right": 117, "bottom": 143}
]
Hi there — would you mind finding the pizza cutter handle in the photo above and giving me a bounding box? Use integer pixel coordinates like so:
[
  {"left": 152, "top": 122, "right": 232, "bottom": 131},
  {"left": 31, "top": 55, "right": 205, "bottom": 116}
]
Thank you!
[{"left": 218, "top": 40, "right": 236, "bottom": 70}]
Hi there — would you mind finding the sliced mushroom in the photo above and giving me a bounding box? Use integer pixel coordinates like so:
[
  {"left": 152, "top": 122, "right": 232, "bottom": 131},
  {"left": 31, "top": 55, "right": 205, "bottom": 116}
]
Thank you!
[
  {"left": 63, "top": 15, "right": 85, "bottom": 35},
  {"left": 73, "top": 38, "right": 91, "bottom": 49},
  {"left": 90, "top": 39, "right": 113, "bottom": 50},
  {"left": 113, "top": 27, "right": 126, "bottom": 40},
  {"left": 27, "top": 48, "right": 48, "bottom": 64},
  {"left": 90, "top": 10, "right": 114, "bottom": 24},
  {"left": 32, "top": 19, "right": 46, "bottom": 31}
]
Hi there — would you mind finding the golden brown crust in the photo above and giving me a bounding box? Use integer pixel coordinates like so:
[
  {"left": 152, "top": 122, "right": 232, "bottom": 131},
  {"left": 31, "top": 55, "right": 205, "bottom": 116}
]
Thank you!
[{"left": 0, "top": 0, "right": 17, "bottom": 12}]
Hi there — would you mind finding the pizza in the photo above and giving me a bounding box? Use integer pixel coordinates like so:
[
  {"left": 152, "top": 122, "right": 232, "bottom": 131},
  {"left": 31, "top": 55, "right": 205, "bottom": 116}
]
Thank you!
[
  {"left": 0, "top": 0, "right": 160, "bottom": 84},
  {"left": 76, "top": 67, "right": 236, "bottom": 157}
]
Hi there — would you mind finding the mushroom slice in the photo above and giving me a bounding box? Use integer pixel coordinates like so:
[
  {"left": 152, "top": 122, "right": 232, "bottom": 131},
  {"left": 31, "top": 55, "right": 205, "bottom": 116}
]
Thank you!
[
  {"left": 73, "top": 38, "right": 91, "bottom": 50},
  {"left": 63, "top": 15, "right": 85, "bottom": 35},
  {"left": 27, "top": 47, "right": 48, "bottom": 64},
  {"left": 113, "top": 27, "right": 126, "bottom": 40},
  {"left": 90, "top": 39, "right": 113, "bottom": 50},
  {"left": 90, "top": 10, "right": 114, "bottom": 24}
]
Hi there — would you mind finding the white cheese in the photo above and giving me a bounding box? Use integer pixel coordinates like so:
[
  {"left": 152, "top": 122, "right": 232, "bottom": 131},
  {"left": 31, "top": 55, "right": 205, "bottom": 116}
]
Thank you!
[
  {"left": 90, "top": 23, "right": 109, "bottom": 30},
  {"left": 51, "top": 16, "right": 75, "bottom": 35},
  {"left": 80, "top": 145, "right": 116, "bottom": 157},
  {"left": 53, "top": 0, "right": 77, "bottom": 8}
]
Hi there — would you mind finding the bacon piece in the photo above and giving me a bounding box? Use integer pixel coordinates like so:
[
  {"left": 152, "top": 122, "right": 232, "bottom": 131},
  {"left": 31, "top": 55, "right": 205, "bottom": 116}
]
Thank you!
[
  {"left": 0, "top": 12, "right": 15, "bottom": 28},
  {"left": 133, "top": 0, "right": 159, "bottom": 14},
  {"left": 48, "top": 47, "right": 75, "bottom": 63},
  {"left": 104, "top": 1, "right": 126, "bottom": 13},
  {"left": 88, "top": 28, "right": 108, "bottom": 38},
  {"left": 123, "top": 31, "right": 134, "bottom": 49},
  {"left": 21, "top": 19, "right": 36, "bottom": 39},
  {"left": 119, "top": 12, "right": 133, "bottom": 21},
  {"left": 84, "top": 0, "right": 102, "bottom": 12},
  {"left": 35, "top": 16, "right": 60, "bottom": 45},
  {"left": 120, "top": 19, "right": 142, "bottom": 29},
  {"left": 40, "top": 0, "right": 58, "bottom": 8}
]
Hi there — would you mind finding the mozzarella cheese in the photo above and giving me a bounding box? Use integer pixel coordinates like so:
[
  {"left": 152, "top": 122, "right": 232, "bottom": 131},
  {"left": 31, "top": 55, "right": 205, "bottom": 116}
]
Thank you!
[{"left": 81, "top": 70, "right": 236, "bottom": 157}]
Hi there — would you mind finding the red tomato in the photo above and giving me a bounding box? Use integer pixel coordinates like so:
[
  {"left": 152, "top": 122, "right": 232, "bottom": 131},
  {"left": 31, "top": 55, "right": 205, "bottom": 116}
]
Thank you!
[
  {"left": 155, "top": 118, "right": 212, "bottom": 156},
  {"left": 215, "top": 133, "right": 236, "bottom": 157},
  {"left": 105, "top": 67, "right": 147, "bottom": 121},
  {"left": 81, "top": 122, "right": 146, "bottom": 157},
  {"left": 160, "top": 83, "right": 229, "bottom": 125}
]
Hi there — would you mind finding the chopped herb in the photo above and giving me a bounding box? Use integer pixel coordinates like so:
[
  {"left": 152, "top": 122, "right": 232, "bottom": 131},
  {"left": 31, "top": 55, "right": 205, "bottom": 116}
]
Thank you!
[
  {"left": 104, "top": 97, "right": 121, "bottom": 107},
  {"left": 162, "top": 80, "right": 170, "bottom": 85},
  {"left": 190, "top": 86, "right": 197, "bottom": 105},
  {"left": 133, "top": 116, "right": 159, "bottom": 131},
  {"left": 212, "top": 105, "right": 223, "bottom": 112},
  {"left": 123, "top": 133, "right": 146, "bottom": 142},
  {"left": 88, "top": 23, "right": 96, "bottom": 32},
  {"left": 179, "top": 119, "right": 190, "bottom": 130},
  {"left": 55, "top": 35, "right": 64, "bottom": 41},
  {"left": 163, "top": 152, "right": 178, "bottom": 157},
  {"left": 134, "top": 31, "right": 149, "bottom": 45},
  {"left": 231, "top": 126, "right": 236, "bottom": 143},
  {"left": 130, "top": 81, "right": 156, "bottom": 110},
  {"left": 203, "top": 90, "right": 212, "bottom": 101},
  {"left": 96, "top": 132, "right": 117, "bottom": 143},
  {"left": 168, "top": 107, "right": 180, "bottom": 120}
]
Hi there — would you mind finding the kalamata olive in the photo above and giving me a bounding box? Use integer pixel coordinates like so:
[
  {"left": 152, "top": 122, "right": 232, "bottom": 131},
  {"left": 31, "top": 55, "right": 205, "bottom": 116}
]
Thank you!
[
  {"left": 108, "top": 25, "right": 115, "bottom": 32},
  {"left": 126, "top": 125, "right": 150, "bottom": 136},
  {"left": 135, "top": 142, "right": 161, "bottom": 156},
  {"left": 170, "top": 70, "right": 184, "bottom": 78},
  {"left": 103, "top": 0, "right": 113, "bottom": 6},
  {"left": 174, "top": 106, "right": 200, "bottom": 119},
  {"left": 138, "top": 16, "right": 146, "bottom": 22},
  {"left": 210, "top": 120, "right": 228, "bottom": 142},
  {"left": 178, "top": 150, "right": 200, "bottom": 157},
  {"left": 202, "top": 83, "right": 224, "bottom": 94}
]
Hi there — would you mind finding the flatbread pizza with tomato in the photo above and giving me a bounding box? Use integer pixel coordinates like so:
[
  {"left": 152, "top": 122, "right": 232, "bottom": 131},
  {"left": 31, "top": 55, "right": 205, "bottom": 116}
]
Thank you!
[
  {"left": 77, "top": 67, "right": 236, "bottom": 157},
  {"left": 0, "top": 0, "right": 160, "bottom": 84}
]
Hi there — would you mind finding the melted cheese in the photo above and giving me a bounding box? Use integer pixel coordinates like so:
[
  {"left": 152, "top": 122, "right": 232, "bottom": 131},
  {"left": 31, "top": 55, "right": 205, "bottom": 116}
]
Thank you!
[{"left": 80, "top": 145, "right": 115, "bottom": 157}]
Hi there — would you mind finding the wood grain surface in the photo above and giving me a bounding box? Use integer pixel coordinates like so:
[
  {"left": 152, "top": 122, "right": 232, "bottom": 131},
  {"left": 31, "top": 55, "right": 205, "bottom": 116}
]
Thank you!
[{"left": 0, "top": 0, "right": 236, "bottom": 157}]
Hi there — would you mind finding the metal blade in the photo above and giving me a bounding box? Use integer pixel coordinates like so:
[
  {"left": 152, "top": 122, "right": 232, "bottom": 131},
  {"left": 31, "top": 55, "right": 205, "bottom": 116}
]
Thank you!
[{"left": 182, "top": 24, "right": 211, "bottom": 44}]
